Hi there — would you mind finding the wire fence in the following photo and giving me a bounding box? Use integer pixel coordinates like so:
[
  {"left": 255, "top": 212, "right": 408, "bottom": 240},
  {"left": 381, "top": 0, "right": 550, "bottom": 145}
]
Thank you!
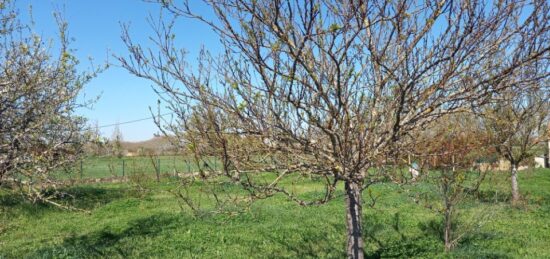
[{"left": 54, "top": 156, "right": 222, "bottom": 180}]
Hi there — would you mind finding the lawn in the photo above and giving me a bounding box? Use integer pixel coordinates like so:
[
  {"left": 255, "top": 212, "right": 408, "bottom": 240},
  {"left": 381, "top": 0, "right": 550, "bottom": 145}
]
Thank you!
[{"left": 1, "top": 168, "right": 549, "bottom": 258}]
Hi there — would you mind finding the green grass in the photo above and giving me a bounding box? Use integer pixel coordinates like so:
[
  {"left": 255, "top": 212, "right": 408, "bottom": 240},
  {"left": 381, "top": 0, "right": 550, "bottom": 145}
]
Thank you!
[
  {"left": 54, "top": 156, "right": 222, "bottom": 180},
  {"left": 1, "top": 168, "right": 550, "bottom": 258}
]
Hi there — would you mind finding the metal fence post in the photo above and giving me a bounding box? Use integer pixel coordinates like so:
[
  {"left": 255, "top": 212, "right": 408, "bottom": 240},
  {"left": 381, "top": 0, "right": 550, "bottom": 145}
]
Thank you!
[
  {"left": 122, "top": 160, "right": 125, "bottom": 177},
  {"left": 80, "top": 160, "right": 83, "bottom": 179}
]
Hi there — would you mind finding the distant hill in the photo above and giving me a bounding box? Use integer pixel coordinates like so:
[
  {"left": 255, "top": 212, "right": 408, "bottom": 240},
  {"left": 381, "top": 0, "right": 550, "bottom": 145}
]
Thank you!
[{"left": 121, "top": 136, "right": 177, "bottom": 155}]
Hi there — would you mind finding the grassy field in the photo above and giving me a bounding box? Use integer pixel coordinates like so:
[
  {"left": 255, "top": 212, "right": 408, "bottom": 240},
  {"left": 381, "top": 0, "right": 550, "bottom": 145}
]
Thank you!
[
  {"left": 54, "top": 156, "right": 222, "bottom": 180},
  {"left": 1, "top": 168, "right": 549, "bottom": 258}
]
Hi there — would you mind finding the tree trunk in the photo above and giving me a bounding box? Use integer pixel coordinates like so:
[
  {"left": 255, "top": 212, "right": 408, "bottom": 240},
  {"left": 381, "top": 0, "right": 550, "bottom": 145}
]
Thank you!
[
  {"left": 544, "top": 140, "right": 550, "bottom": 168},
  {"left": 511, "top": 164, "right": 520, "bottom": 205},
  {"left": 345, "top": 180, "right": 364, "bottom": 259},
  {"left": 443, "top": 204, "right": 453, "bottom": 252}
]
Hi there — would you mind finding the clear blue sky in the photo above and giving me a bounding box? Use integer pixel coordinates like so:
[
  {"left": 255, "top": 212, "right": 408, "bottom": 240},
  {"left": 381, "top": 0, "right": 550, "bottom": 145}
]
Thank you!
[{"left": 15, "top": 0, "right": 219, "bottom": 141}]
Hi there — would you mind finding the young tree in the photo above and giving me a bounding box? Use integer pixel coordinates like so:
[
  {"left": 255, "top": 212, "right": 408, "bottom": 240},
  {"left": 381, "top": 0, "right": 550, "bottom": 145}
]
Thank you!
[
  {"left": 412, "top": 114, "right": 492, "bottom": 252},
  {"left": 0, "top": 0, "right": 98, "bottom": 206},
  {"left": 84, "top": 120, "right": 105, "bottom": 156},
  {"left": 111, "top": 122, "right": 125, "bottom": 158},
  {"left": 120, "top": 1, "right": 549, "bottom": 257},
  {"left": 481, "top": 84, "right": 549, "bottom": 205}
]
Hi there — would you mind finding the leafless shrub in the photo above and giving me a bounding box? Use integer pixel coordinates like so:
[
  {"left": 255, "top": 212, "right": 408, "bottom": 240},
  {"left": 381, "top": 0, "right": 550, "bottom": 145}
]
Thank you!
[
  {"left": 172, "top": 174, "right": 253, "bottom": 217},
  {"left": 126, "top": 159, "right": 152, "bottom": 197}
]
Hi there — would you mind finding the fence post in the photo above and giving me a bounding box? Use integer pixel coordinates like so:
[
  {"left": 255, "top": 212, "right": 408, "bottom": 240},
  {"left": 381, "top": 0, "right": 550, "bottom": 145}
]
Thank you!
[
  {"left": 156, "top": 158, "right": 161, "bottom": 182},
  {"left": 173, "top": 157, "right": 177, "bottom": 177},
  {"left": 80, "top": 160, "right": 83, "bottom": 179},
  {"left": 122, "top": 160, "right": 125, "bottom": 177}
]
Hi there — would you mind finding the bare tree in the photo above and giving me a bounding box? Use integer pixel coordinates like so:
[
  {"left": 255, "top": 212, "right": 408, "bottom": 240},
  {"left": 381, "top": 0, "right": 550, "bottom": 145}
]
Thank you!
[
  {"left": 480, "top": 80, "right": 549, "bottom": 205},
  {"left": 0, "top": 0, "right": 98, "bottom": 208},
  {"left": 119, "top": 0, "right": 549, "bottom": 257},
  {"left": 411, "top": 114, "right": 492, "bottom": 252}
]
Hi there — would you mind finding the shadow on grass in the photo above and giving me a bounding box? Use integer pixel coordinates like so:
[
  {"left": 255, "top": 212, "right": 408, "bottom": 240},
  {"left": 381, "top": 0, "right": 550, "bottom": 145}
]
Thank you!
[
  {"left": 418, "top": 218, "right": 510, "bottom": 258},
  {"left": 67, "top": 185, "right": 129, "bottom": 209},
  {"left": 472, "top": 189, "right": 511, "bottom": 203},
  {"left": 258, "top": 211, "right": 437, "bottom": 258},
  {"left": 260, "top": 222, "right": 346, "bottom": 258},
  {"left": 0, "top": 185, "right": 128, "bottom": 216},
  {"left": 29, "top": 213, "right": 185, "bottom": 258},
  {"left": 363, "top": 213, "right": 437, "bottom": 258}
]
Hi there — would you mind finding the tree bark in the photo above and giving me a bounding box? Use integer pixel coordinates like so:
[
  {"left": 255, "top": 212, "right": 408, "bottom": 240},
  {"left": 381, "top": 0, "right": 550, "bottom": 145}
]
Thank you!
[
  {"left": 511, "top": 164, "right": 520, "bottom": 205},
  {"left": 345, "top": 180, "right": 364, "bottom": 259},
  {"left": 543, "top": 139, "right": 550, "bottom": 168},
  {"left": 443, "top": 204, "right": 453, "bottom": 252}
]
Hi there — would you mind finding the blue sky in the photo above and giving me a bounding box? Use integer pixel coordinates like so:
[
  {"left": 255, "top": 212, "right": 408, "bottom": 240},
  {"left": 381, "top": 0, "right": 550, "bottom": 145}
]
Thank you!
[{"left": 15, "top": 0, "right": 219, "bottom": 141}]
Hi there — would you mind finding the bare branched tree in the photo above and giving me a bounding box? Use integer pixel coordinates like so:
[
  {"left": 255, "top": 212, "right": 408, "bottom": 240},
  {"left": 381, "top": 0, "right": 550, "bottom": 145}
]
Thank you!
[
  {"left": 411, "top": 114, "right": 492, "bottom": 252},
  {"left": 480, "top": 77, "right": 549, "bottom": 205},
  {"left": 119, "top": 0, "right": 549, "bottom": 257},
  {"left": 0, "top": 0, "right": 98, "bottom": 208}
]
